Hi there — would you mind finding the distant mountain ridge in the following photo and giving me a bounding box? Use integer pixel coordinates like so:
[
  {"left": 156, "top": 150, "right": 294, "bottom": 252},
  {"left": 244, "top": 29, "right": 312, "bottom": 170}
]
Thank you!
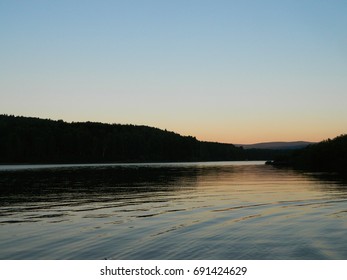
[{"left": 235, "top": 141, "right": 314, "bottom": 150}]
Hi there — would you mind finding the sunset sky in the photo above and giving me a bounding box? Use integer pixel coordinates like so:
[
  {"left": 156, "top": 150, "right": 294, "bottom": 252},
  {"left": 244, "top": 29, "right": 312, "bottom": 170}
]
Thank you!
[{"left": 1, "top": 0, "right": 346, "bottom": 144}]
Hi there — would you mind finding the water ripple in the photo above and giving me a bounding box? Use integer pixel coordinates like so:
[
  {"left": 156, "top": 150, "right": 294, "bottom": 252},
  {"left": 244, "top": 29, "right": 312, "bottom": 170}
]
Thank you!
[{"left": 1, "top": 162, "right": 347, "bottom": 259}]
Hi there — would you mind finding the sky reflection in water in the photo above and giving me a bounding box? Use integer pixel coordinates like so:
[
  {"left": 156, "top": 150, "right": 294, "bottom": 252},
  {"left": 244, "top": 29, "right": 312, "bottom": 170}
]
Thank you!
[{"left": 0, "top": 162, "right": 347, "bottom": 259}]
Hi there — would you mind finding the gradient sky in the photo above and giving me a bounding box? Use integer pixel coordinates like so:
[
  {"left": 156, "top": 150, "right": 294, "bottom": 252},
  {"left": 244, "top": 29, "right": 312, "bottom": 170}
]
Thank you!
[{"left": 1, "top": 0, "right": 346, "bottom": 144}]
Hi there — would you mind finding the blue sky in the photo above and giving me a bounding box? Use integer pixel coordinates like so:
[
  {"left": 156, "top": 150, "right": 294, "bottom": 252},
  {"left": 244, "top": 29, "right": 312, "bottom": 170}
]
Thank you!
[{"left": 1, "top": 0, "right": 346, "bottom": 143}]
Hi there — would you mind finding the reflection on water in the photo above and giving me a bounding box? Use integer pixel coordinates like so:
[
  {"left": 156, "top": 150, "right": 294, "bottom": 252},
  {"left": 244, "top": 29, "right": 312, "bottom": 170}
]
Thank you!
[{"left": 0, "top": 161, "right": 347, "bottom": 259}]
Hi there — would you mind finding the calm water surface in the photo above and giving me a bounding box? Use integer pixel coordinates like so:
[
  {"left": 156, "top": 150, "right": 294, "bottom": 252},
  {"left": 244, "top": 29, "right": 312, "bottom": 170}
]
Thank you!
[{"left": 1, "top": 161, "right": 347, "bottom": 259}]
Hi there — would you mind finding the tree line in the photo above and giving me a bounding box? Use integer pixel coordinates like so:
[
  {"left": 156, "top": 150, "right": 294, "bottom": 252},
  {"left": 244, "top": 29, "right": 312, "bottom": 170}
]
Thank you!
[
  {"left": 0, "top": 115, "right": 292, "bottom": 164},
  {"left": 269, "top": 134, "right": 347, "bottom": 173}
]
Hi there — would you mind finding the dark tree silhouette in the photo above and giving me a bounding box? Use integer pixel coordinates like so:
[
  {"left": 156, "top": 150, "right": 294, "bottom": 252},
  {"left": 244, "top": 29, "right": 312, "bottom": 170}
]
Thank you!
[
  {"left": 268, "top": 134, "right": 347, "bottom": 173},
  {"left": 0, "top": 115, "right": 297, "bottom": 164},
  {"left": 292, "top": 134, "right": 347, "bottom": 172}
]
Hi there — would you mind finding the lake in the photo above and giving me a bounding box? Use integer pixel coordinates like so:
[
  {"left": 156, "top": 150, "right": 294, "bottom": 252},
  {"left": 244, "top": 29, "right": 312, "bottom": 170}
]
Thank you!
[{"left": 1, "top": 161, "right": 347, "bottom": 259}]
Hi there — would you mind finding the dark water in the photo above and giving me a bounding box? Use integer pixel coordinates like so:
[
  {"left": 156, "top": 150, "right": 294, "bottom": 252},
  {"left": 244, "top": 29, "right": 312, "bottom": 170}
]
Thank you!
[{"left": 1, "top": 161, "right": 347, "bottom": 260}]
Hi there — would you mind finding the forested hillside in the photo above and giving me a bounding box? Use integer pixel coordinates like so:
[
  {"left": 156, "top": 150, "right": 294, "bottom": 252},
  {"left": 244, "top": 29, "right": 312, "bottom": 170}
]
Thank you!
[
  {"left": 0, "top": 115, "right": 251, "bottom": 163},
  {"left": 0, "top": 115, "right": 298, "bottom": 164},
  {"left": 291, "top": 134, "right": 347, "bottom": 172},
  {"left": 267, "top": 134, "right": 347, "bottom": 173}
]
